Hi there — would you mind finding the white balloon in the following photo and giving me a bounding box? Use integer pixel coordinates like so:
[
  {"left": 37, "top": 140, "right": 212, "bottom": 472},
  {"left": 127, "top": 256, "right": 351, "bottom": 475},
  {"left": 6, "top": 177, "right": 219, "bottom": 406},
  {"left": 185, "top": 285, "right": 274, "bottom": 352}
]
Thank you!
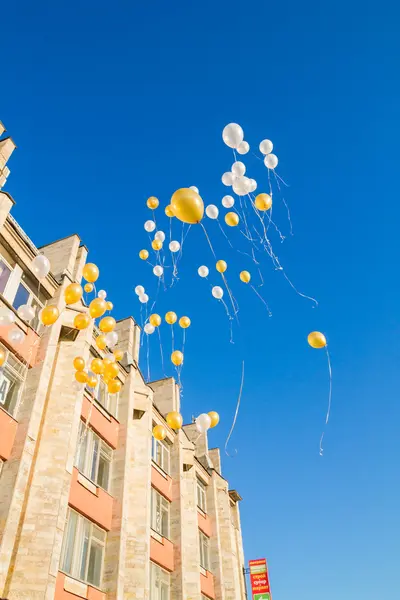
[
  {"left": 139, "top": 293, "right": 149, "bottom": 304},
  {"left": 31, "top": 254, "right": 50, "bottom": 279},
  {"left": 105, "top": 352, "right": 115, "bottom": 362},
  {"left": 222, "top": 123, "right": 244, "bottom": 149},
  {"left": 144, "top": 323, "right": 155, "bottom": 335},
  {"left": 8, "top": 328, "right": 25, "bottom": 345},
  {"left": 212, "top": 286, "right": 224, "bottom": 299},
  {"left": 135, "top": 285, "right": 145, "bottom": 296},
  {"left": 72, "top": 380, "right": 84, "bottom": 392},
  {"left": 231, "top": 161, "right": 246, "bottom": 177},
  {"left": 0, "top": 307, "right": 16, "bottom": 326},
  {"left": 155, "top": 231, "right": 166, "bottom": 242},
  {"left": 222, "top": 195, "right": 235, "bottom": 208},
  {"left": 98, "top": 289, "right": 107, "bottom": 299},
  {"left": 237, "top": 141, "right": 250, "bottom": 155},
  {"left": 189, "top": 186, "right": 199, "bottom": 194},
  {"left": 264, "top": 153, "right": 278, "bottom": 169},
  {"left": 259, "top": 139, "right": 274, "bottom": 155},
  {"left": 169, "top": 241, "right": 180, "bottom": 253},
  {"left": 195, "top": 413, "right": 212, "bottom": 434},
  {"left": 17, "top": 304, "right": 35, "bottom": 322},
  {"left": 232, "top": 176, "right": 251, "bottom": 196},
  {"left": 198, "top": 266, "right": 209, "bottom": 278},
  {"left": 222, "top": 172, "right": 235, "bottom": 186},
  {"left": 144, "top": 220, "right": 156, "bottom": 233},
  {"left": 153, "top": 265, "right": 164, "bottom": 277},
  {"left": 105, "top": 331, "right": 118, "bottom": 348},
  {"left": 248, "top": 178, "right": 257, "bottom": 193},
  {"left": 206, "top": 204, "right": 219, "bottom": 219}
]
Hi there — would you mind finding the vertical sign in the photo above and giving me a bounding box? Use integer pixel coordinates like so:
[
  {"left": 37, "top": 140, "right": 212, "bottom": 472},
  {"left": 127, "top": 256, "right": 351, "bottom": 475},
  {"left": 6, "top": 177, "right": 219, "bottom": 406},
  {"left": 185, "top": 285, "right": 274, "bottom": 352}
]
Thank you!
[{"left": 249, "top": 558, "right": 271, "bottom": 600}]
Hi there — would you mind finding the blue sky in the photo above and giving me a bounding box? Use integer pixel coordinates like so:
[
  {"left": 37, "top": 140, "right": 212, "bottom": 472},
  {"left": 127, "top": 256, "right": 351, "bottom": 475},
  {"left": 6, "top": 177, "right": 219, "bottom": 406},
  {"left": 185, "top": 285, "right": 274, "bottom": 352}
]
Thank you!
[{"left": 2, "top": 1, "right": 399, "bottom": 598}]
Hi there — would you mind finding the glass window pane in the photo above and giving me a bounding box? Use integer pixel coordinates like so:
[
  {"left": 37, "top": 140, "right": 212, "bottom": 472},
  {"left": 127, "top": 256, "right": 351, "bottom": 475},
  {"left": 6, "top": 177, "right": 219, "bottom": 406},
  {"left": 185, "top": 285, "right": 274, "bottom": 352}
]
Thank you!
[
  {"left": 87, "top": 540, "right": 103, "bottom": 587},
  {"left": 12, "top": 282, "right": 30, "bottom": 309},
  {"left": 0, "top": 260, "right": 11, "bottom": 294},
  {"left": 0, "top": 367, "right": 21, "bottom": 416},
  {"left": 97, "top": 447, "right": 111, "bottom": 490},
  {"left": 90, "top": 436, "right": 100, "bottom": 482},
  {"left": 79, "top": 520, "right": 90, "bottom": 580},
  {"left": 62, "top": 510, "right": 78, "bottom": 574}
]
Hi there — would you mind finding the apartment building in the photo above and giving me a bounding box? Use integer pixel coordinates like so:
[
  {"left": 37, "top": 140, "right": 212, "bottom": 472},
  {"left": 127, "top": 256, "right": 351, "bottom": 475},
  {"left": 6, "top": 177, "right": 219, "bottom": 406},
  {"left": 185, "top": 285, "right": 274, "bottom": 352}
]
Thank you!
[{"left": 0, "top": 123, "right": 246, "bottom": 600}]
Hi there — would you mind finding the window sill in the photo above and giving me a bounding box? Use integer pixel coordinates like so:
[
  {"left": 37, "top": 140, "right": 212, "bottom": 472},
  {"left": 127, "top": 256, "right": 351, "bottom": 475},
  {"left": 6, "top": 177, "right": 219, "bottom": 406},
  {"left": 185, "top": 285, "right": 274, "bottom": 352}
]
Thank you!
[
  {"left": 151, "top": 460, "right": 170, "bottom": 480},
  {"left": 197, "top": 506, "right": 207, "bottom": 517},
  {"left": 83, "top": 389, "right": 118, "bottom": 423},
  {"left": 150, "top": 528, "right": 163, "bottom": 543},
  {"left": 75, "top": 468, "right": 112, "bottom": 497},
  {"left": 59, "top": 571, "right": 105, "bottom": 595},
  {"left": 200, "top": 566, "right": 207, "bottom": 576}
]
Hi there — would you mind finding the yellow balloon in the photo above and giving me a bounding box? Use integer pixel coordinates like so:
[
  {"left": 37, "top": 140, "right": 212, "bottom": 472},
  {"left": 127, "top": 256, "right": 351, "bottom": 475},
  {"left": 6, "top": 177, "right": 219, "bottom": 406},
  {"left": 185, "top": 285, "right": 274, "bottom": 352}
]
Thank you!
[
  {"left": 89, "top": 298, "right": 107, "bottom": 319},
  {"left": 64, "top": 283, "right": 83, "bottom": 305},
  {"left": 108, "top": 379, "right": 122, "bottom": 394},
  {"left": 216, "top": 260, "right": 227, "bottom": 273},
  {"left": 165, "top": 204, "right": 175, "bottom": 217},
  {"left": 104, "top": 362, "right": 119, "bottom": 380},
  {"left": 139, "top": 249, "right": 149, "bottom": 260},
  {"left": 170, "top": 188, "right": 204, "bottom": 224},
  {"left": 255, "top": 193, "right": 272, "bottom": 211},
  {"left": 75, "top": 370, "right": 88, "bottom": 384},
  {"left": 40, "top": 306, "right": 60, "bottom": 326},
  {"left": 87, "top": 374, "right": 98, "bottom": 388},
  {"left": 166, "top": 411, "right": 183, "bottom": 430},
  {"left": 147, "top": 196, "right": 159, "bottom": 210},
  {"left": 73, "top": 356, "right": 85, "bottom": 371},
  {"left": 152, "top": 239, "right": 163, "bottom": 251},
  {"left": 96, "top": 334, "right": 107, "bottom": 350},
  {"left": 84, "top": 283, "right": 93, "bottom": 293},
  {"left": 225, "top": 212, "right": 239, "bottom": 227},
  {"left": 165, "top": 311, "right": 177, "bottom": 325},
  {"left": 307, "top": 331, "right": 327, "bottom": 349},
  {"left": 179, "top": 316, "right": 191, "bottom": 329},
  {"left": 153, "top": 424, "right": 167, "bottom": 441},
  {"left": 113, "top": 349, "right": 124, "bottom": 362},
  {"left": 208, "top": 411, "right": 220, "bottom": 428},
  {"left": 82, "top": 263, "right": 99, "bottom": 283},
  {"left": 74, "top": 313, "right": 91, "bottom": 330},
  {"left": 91, "top": 358, "right": 105, "bottom": 375},
  {"left": 149, "top": 313, "right": 162, "bottom": 327},
  {"left": 171, "top": 350, "right": 183, "bottom": 366},
  {"left": 0, "top": 348, "right": 6, "bottom": 367},
  {"left": 102, "top": 357, "right": 113, "bottom": 367},
  {"left": 106, "top": 301, "right": 113, "bottom": 311},
  {"left": 240, "top": 270, "right": 251, "bottom": 283},
  {"left": 99, "top": 316, "right": 116, "bottom": 333}
]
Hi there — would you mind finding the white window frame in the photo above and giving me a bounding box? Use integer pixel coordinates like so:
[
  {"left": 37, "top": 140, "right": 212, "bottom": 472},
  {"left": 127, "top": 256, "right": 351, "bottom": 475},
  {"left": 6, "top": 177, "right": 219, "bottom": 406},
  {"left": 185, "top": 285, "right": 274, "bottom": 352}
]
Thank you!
[
  {"left": 0, "top": 345, "right": 26, "bottom": 418},
  {"left": 151, "top": 487, "right": 170, "bottom": 538},
  {"left": 199, "top": 530, "right": 210, "bottom": 572},
  {"left": 61, "top": 508, "right": 106, "bottom": 588},
  {"left": 0, "top": 257, "right": 43, "bottom": 332},
  {"left": 75, "top": 421, "right": 113, "bottom": 492},
  {"left": 0, "top": 256, "right": 13, "bottom": 296},
  {"left": 150, "top": 561, "right": 170, "bottom": 600},
  {"left": 197, "top": 478, "right": 207, "bottom": 513},
  {"left": 152, "top": 436, "right": 170, "bottom": 475}
]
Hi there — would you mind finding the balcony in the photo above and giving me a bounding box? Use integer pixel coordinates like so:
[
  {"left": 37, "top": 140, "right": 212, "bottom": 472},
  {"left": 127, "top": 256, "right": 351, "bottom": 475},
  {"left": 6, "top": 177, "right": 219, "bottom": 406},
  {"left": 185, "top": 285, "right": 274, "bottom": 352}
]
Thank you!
[
  {"left": 198, "top": 510, "right": 212, "bottom": 537},
  {"left": 55, "top": 572, "right": 106, "bottom": 600},
  {"left": 69, "top": 467, "right": 113, "bottom": 531},
  {"left": 81, "top": 394, "right": 119, "bottom": 449},
  {"left": 0, "top": 406, "right": 17, "bottom": 460},
  {"left": 200, "top": 569, "right": 216, "bottom": 599},
  {"left": 150, "top": 532, "right": 174, "bottom": 572}
]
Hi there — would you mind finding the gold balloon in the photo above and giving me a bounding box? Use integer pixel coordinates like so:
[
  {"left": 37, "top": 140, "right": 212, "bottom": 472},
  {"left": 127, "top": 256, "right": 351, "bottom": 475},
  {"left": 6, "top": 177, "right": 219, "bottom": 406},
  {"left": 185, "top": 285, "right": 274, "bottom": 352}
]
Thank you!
[
  {"left": 108, "top": 379, "right": 122, "bottom": 394},
  {"left": 139, "top": 249, "right": 149, "bottom": 260},
  {"left": 170, "top": 188, "right": 204, "bottom": 224},
  {"left": 165, "top": 204, "right": 175, "bottom": 217},
  {"left": 166, "top": 411, "right": 183, "bottom": 430},
  {"left": 91, "top": 358, "right": 105, "bottom": 375},
  {"left": 102, "top": 357, "right": 113, "bottom": 367},
  {"left": 89, "top": 298, "right": 107, "bottom": 319},
  {"left": 153, "top": 424, "right": 167, "bottom": 441},
  {"left": 179, "top": 316, "right": 191, "bottom": 329},
  {"left": 104, "top": 362, "right": 119, "bottom": 380},
  {"left": 84, "top": 283, "right": 93, "bottom": 293},
  {"left": 99, "top": 316, "right": 116, "bottom": 333},
  {"left": 96, "top": 334, "right": 107, "bottom": 350},
  {"left": 149, "top": 313, "right": 162, "bottom": 327},
  {"left": 165, "top": 311, "right": 177, "bottom": 325},
  {"left": 82, "top": 263, "right": 99, "bottom": 283},
  {"left": 73, "top": 356, "right": 85, "bottom": 371},
  {"left": 64, "top": 283, "right": 83, "bottom": 305},
  {"left": 75, "top": 370, "right": 88, "bottom": 384},
  {"left": 208, "top": 411, "right": 220, "bottom": 428},
  {"left": 216, "top": 260, "right": 227, "bottom": 273},
  {"left": 308, "top": 331, "right": 327, "bottom": 349},
  {"left": 152, "top": 239, "right": 163, "bottom": 251},
  {"left": 240, "top": 270, "right": 251, "bottom": 283},
  {"left": 114, "top": 349, "right": 124, "bottom": 362},
  {"left": 40, "top": 306, "right": 60, "bottom": 326},
  {"left": 147, "top": 196, "right": 159, "bottom": 210},
  {"left": 87, "top": 374, "right": 98, "bottom": 388},
  {"left": 74, "top": 313, "right": 91, "bottom": 330},
  {"left": 0, "top": 348, "right": 6, "bottom": 367},
  {"left": 106, "top": 301, "right": 113, "bottom": 311},
  {"left": 225, "top": 212, "right": 239, "bottom": 227},
  {"left": 255, "top": 193, "right": 272, "bottom": 211},
  {"left": 171, "top": 350, "right": 183, "bottom": 366}
]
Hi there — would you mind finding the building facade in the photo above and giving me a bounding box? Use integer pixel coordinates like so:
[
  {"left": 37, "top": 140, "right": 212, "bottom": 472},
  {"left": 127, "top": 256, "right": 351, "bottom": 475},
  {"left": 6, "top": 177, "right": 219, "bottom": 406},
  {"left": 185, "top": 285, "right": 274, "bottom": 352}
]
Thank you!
[{"left": 0, "top": 123, "right": 246, "bottom": 600}]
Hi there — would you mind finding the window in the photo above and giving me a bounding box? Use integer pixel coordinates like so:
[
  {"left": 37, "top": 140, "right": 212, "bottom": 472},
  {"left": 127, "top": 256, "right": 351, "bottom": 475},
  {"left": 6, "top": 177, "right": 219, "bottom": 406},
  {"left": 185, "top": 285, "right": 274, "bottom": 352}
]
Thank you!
[
  {"left": 85, "top": 367, "right": 118, "bottom": 417},
  {"left": 0, "top": 350, "right": 26, "bottom": 417},
  {"left": 12, "top": 281, "right": 30, "bottom": 310},
  {"left": 197, "top": 478, "right": 207, "bottom": 512},
  {"left": 0, "top": 259, "right": 11, "bottom": 294},
  {"left": 199, "top": 531, "right": 210, "bottom": 571},
  {"left": 151, "top": 488, "right": 170, "bottom": 538},
  {"left": 152, "top": 436, "right": 170, "bottom": 474},
  {"left": 150, "top": 562, "right": 170, "bottom": 600},
  {"left": 75, "top": 421, "right": 113, "bottom": 491},
  {"left": 61, "top": 509, "right": 106, "bottom": 588}
]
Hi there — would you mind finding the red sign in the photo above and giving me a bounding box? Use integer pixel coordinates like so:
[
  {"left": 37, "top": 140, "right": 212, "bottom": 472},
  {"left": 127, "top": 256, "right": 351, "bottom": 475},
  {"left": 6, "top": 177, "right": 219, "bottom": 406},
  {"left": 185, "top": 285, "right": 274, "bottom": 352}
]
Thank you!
[{"left": 249, "top": 558, "right": 271, "bottom": 599}]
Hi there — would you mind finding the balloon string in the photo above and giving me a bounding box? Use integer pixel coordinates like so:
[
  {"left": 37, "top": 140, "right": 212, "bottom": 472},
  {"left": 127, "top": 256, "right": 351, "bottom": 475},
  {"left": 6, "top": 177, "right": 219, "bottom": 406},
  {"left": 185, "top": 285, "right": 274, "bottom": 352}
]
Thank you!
[
  {"left": 171, "top": 323, "right": 175, "bottom": 352},
  {"left": 140, "top": 304, "right": 144, "bottom": 347},
  {"left": 157, "top": 327, "right": 166, "bottom": 377},
  {"left": 217, "top": 219, "right": 234, "bottom": 249},
  {"left": 146, "top": 327, "right": 150, "bottom": 382},
  {"left": 221, "top": 272, "right": 240, "bottom": 321},
  {"left": 273, "top": 170, "right": 293, "bottom": 236},
  {"left": 150, "top": 276, "right": 162, "bottom": 312},
  {"left": 220, "top": 298, "right": 234, "bottom": 344},
  {"left": 281, "top": 270, "right": 319, "bottom": 308},
  {"left": 319, "top": 346, "right": 333, "bottom": 456},
  {"left": 250, "top": 285, "right": 272, "bottom": 317},
  {"left": 225, "top": 360, "right": 245, "bottom": 456},
  {"left": 200, "top": 222, "right": 216, "bottom": 259}
]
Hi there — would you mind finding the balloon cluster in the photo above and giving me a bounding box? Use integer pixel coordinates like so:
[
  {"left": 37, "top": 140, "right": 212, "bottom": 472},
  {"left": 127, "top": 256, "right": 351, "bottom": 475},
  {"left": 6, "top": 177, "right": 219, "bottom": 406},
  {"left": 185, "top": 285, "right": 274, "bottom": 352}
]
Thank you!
[
  {"left": 73, "top": 351, "right": 123, "bottom": 395},
  {"left": 152, "top": 410, "right": 219, "bottom": 440}
]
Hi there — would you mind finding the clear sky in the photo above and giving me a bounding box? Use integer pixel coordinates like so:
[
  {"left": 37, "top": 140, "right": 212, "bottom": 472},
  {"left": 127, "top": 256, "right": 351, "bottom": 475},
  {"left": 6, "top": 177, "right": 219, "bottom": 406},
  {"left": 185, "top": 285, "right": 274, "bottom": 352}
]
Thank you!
[{"left": 1, "top": 1, "right": 399, "bottom": 598}]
